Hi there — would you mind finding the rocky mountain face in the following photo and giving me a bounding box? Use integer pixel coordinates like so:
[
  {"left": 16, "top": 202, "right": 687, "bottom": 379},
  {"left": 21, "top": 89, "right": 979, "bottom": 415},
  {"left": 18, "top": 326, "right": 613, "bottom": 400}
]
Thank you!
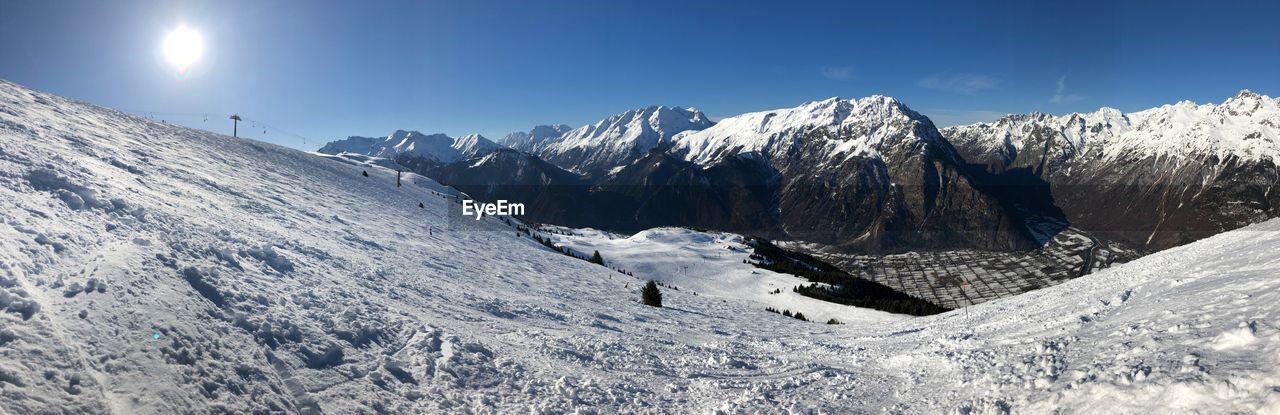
[
  {"left": 589, "top": 150, "right": 782, "bottom": 235},
  {"left": 944, "top": 90, "right": 1280, "bottom": 250},
  {"left": 427, "top": 149, "right": 780, "bottom": 235},
  {"left": 661, "top": 96, "right": 1039, "bottom": 252},
  {"left": 427, "top": 148, "right": 595, "bottom": 228}
]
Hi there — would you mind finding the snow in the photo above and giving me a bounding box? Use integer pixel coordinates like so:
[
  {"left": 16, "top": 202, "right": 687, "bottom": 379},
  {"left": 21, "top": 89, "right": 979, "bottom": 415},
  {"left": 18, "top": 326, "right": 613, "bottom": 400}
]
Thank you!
[
  {"left": 945, "top": 90, "right": 1280, "bottom": 163},
  {"left": 309, "top": 151, "right": 405, "bottom": 170},
  {"left": 519, "top": 105, "right": 713, "bottom": 173},
  {"left": 498, "top": 124, "right": 573, "bottom": 150},
  {"left": 317, "top": 129, "right": 500, "bottom": 163},
  {"left": 2, "top": 79, "right": 1280, "bottom": 413},
  {"left": 538, "top": 226, "right": 906, "bottom": 325},
  {"left": 669, "top": 95, "right": 943, "bottom": 167}
]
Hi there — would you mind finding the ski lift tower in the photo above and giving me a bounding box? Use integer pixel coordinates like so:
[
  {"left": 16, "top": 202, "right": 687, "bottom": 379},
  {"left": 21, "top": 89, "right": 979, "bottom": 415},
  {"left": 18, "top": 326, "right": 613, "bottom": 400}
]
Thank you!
[{"left": 229, "top": 114, "right": 242, "bottom": 137}]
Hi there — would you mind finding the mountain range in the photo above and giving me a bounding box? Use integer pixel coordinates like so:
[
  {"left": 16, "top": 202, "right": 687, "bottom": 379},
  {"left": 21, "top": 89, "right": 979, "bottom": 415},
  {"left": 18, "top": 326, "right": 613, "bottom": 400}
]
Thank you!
[
  {"left": 319, "top": 90, "right": 1280, "bottom": 254},
  {"left": 945, "top": 90, "right": 1280, "bottom": 250}
]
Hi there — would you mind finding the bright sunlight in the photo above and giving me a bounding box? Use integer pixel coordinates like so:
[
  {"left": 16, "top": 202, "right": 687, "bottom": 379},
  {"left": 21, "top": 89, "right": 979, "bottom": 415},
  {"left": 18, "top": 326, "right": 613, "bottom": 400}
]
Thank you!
[{"left": 162, "top": 24, "right": 203, "bottom": 75}]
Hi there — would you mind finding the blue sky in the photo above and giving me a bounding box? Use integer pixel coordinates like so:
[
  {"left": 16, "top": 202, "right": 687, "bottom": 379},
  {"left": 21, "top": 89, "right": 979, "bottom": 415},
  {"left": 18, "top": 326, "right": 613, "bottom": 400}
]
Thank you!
[{"left": 2, "top": 0, "right": 1278, "bottom": 149}]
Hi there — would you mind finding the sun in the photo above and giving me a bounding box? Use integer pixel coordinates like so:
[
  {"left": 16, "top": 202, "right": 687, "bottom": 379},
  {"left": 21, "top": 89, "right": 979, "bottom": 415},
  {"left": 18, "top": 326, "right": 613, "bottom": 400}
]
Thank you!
[{"left": 163, "top": 25, "right": 204, "bottom": 74}]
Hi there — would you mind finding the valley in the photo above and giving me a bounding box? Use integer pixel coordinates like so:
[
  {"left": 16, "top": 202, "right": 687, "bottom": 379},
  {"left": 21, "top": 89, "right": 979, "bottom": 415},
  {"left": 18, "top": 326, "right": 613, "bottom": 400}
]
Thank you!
[{"left": 793, "top": 227, "right": 1138, "bottom": 309}]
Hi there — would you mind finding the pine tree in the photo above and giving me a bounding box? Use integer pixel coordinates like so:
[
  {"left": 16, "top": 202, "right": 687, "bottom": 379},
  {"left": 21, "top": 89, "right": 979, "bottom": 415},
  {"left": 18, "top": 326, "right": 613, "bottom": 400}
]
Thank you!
[
  {"left": 793, "top": 312, "right": 807, "bottom": 322},
  {"left": 641, "top": 280, "right": 662, "bottom": 307},
  {"left": 589, "top": 250, "right": 604, "bottom": 265}
]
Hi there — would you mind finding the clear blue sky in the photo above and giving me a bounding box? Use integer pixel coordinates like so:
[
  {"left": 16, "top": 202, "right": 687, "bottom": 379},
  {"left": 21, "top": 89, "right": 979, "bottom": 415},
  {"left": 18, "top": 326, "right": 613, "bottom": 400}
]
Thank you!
[{"left": 3, "top": 0, "right": 1278, "bottom": 149}]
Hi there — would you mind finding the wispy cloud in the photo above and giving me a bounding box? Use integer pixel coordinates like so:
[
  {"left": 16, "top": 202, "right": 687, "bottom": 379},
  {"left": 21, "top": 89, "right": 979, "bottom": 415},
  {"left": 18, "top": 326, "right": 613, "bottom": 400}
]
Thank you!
[
  {"left": 919, "top": 108, "right": 1010, "bottom": 127},
  {"left": 820, "top": 65, "right": 855, "bottom": 81},
  {"left": 917, "top": 73, "right": 1001, "bottom": 95},
  {"left": 1051, "top": 76, "right": 1084, "bottom": 104}
]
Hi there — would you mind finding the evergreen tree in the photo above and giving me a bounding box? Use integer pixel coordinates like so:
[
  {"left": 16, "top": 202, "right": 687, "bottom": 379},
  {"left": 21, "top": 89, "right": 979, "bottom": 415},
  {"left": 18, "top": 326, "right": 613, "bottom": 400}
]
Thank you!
[
  {"left": 589, "top": 250, "right": 605, "bottom": 265},
  {"left": 641, "top": 280, "right": 662, "bottom": 307},
  {"left": 793, "top": 312, "right": 807, "bottom": 322}
]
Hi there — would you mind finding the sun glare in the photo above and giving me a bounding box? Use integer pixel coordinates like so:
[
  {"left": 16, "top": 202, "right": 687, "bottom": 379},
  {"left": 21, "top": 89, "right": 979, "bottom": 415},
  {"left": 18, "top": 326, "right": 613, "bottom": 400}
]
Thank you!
[{"left": 163, "top": 25, "right": 204, "bottom": 75}]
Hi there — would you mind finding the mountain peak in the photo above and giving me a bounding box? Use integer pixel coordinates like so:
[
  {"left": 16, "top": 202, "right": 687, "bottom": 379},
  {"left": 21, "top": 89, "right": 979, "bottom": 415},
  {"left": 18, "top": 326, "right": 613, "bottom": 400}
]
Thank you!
[
  {"left": 522, "top": 105, "right": 715, "bottom": 175},
  {"left": 670, "top": 95, "right": 936, "bottom": 166},
  {"left": 944, "top": 90, "right": 1280, "bottom": 164},
  {"left": 500, "top": 124, "right": 573, "bottom": 150},
  {"left": 1222, "top": 88, "right": 1272, "bottom": 108},
  {"left": 319, "top": 130, "right": 498, "bottom": 163}
]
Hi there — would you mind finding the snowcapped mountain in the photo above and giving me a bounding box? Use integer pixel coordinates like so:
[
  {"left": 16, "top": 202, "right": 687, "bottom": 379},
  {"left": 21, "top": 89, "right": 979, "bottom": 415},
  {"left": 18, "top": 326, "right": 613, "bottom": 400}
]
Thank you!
[
  {"left": 413, "top": 96, "right": 1041, "bottom": 252},
  {"left": 318, "top": 129, "right": 500, "bottom": 165},
  {"left": 497, "top": 124, "right": 572, "bottom": 150},
  {"left": 659, "top": 95, "right": 1040, "bottom": 252},
  {"left": 946, "top": 90, "right": 1280, "bottom": 173},
  {"left": 670, "top": 96, "right": 951, "bottom": 167},
  {"left": 3, "top": 79, "right": 1279, "bottom": 413},
  {"left": 515, "top": 105, "right": 713, "bottom": 176},
  {"left": 944, "top": 90, "right": 1280, "bottom": 250}
]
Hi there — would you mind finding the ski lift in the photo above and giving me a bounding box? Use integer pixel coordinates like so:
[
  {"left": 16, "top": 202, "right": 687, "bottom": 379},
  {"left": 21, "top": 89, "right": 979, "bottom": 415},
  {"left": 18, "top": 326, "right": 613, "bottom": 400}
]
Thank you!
[{"left": 230, "top": 114, "right": 242, "bottom": 137}]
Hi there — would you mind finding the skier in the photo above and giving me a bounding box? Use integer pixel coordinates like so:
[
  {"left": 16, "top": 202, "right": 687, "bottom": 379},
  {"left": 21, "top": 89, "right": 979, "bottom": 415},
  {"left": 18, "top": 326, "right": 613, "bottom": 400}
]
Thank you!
[
  {"left": 362, "top": 170, "right": 369, "bottom": 177},
  {"left": 418, "top": 202, "right": 424, "bottom": 208}
]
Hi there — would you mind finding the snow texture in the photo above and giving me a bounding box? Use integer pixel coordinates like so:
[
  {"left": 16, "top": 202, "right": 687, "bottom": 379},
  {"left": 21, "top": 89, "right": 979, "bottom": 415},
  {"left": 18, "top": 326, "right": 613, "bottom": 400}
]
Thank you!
[{"left": 1, "top": 79, "right": 1279, "bottom": 413}]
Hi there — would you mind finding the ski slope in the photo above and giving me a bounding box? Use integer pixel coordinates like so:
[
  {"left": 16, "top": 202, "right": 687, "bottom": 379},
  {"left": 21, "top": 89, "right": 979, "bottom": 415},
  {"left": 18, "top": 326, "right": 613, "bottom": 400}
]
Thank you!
[{"left": 2, "top": 79, "right": 1279, "bottom": 413}]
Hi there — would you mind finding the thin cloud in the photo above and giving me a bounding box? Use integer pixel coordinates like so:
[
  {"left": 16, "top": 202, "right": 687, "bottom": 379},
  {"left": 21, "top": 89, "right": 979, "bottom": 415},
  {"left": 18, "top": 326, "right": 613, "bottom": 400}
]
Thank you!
[
  {"left": 917, "top": 73, "right": 1001, "bottom": 95},
  {"left": 820, "top": 65, "right": 855, "bottom": 81},
  {"left": 1051, "top": 76, "right": 1084, "bottom": 104},
  {"left": 920, "top": 109, "right": 1010, "bottom": 127}
]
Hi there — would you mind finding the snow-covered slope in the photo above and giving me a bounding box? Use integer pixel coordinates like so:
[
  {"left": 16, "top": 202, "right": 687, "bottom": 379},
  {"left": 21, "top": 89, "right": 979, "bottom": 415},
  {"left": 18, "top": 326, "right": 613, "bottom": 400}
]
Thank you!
[
  {"left": 310, "top": 151, "right": 407, "bottom": 171},
  {"left": 670, "top": 96, "right": 949, "bottom": 167},
  {"left": 318, "top": 129, "right": 500, "bottom": 164},
  {"left": 539, "top": 226, "right": 906, "bottom": 325},
  {"left": 3, "top": 80, "right": 1280, "bottom": 413},
  {"left": 518, "top": 105, "right": 713, "bottom": 175}
]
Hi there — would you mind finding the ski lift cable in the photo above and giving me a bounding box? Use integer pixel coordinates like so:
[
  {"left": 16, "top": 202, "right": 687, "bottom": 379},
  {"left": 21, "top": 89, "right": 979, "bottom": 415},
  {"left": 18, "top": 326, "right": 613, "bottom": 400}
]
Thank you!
[
  {"left": 118, "top": 108, "right": 318, "bottom": 146},
  {"left": 241, "top": 117, "right": 315, "bottom": 145}
]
